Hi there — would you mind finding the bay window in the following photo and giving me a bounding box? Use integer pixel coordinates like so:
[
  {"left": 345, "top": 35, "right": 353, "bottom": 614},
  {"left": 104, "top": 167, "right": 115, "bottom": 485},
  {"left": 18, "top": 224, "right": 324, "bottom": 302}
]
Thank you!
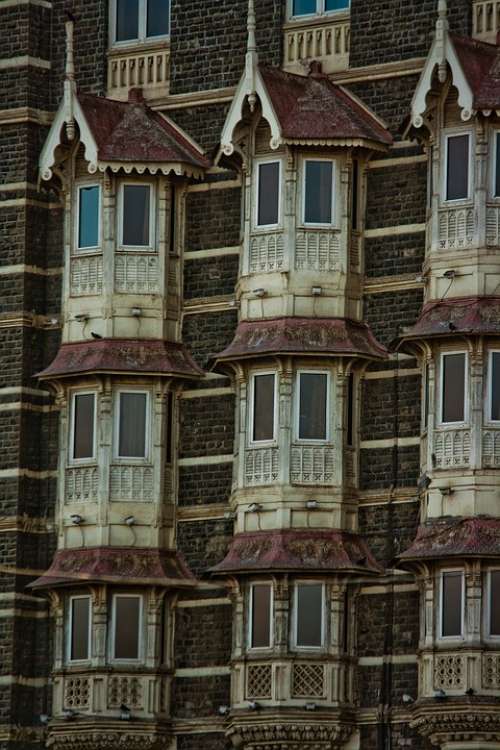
[
  {"left": 440, "top": 571, "right": 464, "bottom": 638},
  {"left": 250, "top": 584, "right": 273, "bottom": 649},
  {"left": 111, "top": 594, "right": 142, "bottom": 661},
  {"left": 76, "top": 184, "right": 100, "bottom": 251},
  {"left": 116, "top": 390, "right": 150, "bottom": 459},
  {"left": 250, "top": 373, "right": 276, "bottom": 443},
  {"left": 444, "top": 132, "right": 471, "bottom": 202},
  {"left": 256, "top": 161, "right": 281, "bottom": 228},
  {"left": 303, "top": 159, "right": 335, "bottom": 225},
  {"left": 70, "top": 392, "right": 96, "bottom": 462},
  {"left": 293, "top": 583, "right": 324, "bottom": 648},
  {"left": 488, "top": 570, "right": 500, "bottom": 637},
  {"left": 297, "top": 371, "right": 329, "bottom": 441},
  {"left": 440, "top": 352, "right": 467, "bottom": 424},
  {"left": 291, "top": 0, "right": 349, "bottom": 17},
  {"left": 488, "top": 351, "right": 500, "bottom": 422},
  {"left": 119, "top": 183, "right": 154, "bottom": 249},
  {"left": 112, "top": 0, "right": 170, "bottom": 44},
  {"left": 68, "top": 596, "right": 91, "bottom": 662}
]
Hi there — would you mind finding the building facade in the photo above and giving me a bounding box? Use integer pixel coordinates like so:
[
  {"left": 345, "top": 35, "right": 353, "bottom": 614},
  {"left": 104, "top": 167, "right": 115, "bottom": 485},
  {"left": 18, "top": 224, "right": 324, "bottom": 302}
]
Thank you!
[{"left": 1, "top": 0, "right": 500, "bottom": 749}]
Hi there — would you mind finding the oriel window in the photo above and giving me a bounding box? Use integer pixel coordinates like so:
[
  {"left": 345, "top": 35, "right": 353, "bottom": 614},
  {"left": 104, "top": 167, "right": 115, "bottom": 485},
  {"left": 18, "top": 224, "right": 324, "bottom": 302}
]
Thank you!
[
  {"left": 297, "top": 372, "right": 328, "bottom": 441},
  {"left": 295, "top": 583, "right": 324, "bottom": 648},
  {"left": 445, "top": 133, "right": 470, "bottom": 201},
  {"left": 441, "top": 571, "right": 463, "bottom": 638},
  {"left": 112, "top": 595, "right": 142, "bottom": 660},
  {"left": 77, "top": 185, "right": 100, "bottom": 250},
  {"left": 251, "top": 373, "right": 276, "bottom": 443},
  {"left": 250, "top": 584, "right": 272, "bottom": 648},
  {"left": 69, "top": 596, "right": 91, "bottom": 661},
  {"left": 303, "top": 160, "right": 334, "bottom": 225},
  {"left": 256, "top": 161, "right": 280, "bottom": 227},
  {"left": 116, "top": 391, "right": 149, "bottom": 459},
  {"left": 441, "top": 352, "right": 466, "bottom": 424},
  {"left": 121, "top": 184, "right": 153, "bottom": 248},
  {"left": 71, "top": 393, "right": 96, "bottom": 461},
  {"left": 114, "top": 0, "right": 170, "bottom": 43}
]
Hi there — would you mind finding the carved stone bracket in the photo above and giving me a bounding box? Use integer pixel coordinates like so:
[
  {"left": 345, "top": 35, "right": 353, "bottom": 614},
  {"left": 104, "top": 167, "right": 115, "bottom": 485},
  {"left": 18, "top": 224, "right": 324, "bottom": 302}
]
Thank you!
[
  {"left": 410, "top": 702, "right": 500, "bottom": 746},
  {"left": 227, "top": 718, "right": 354, "bottom": 750},
  {"left": 46, "top": 721, "right": 172, "bottom": 750}
]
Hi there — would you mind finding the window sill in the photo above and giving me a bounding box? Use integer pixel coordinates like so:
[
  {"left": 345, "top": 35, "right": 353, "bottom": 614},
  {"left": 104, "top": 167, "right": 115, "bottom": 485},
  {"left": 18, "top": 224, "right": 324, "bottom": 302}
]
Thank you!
[{"left": 108, "top": 38, "right": 170, "bottom": 56}]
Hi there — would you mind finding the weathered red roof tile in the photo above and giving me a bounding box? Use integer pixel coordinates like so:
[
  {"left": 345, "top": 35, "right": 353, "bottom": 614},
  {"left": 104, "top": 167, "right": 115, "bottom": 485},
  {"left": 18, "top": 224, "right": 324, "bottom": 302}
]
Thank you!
[
  {"left": 452, "top": 34, "right": 500, "bottom": 110},
  {"left": 399, "top": 518, "right": 500, "bottom": 562}
]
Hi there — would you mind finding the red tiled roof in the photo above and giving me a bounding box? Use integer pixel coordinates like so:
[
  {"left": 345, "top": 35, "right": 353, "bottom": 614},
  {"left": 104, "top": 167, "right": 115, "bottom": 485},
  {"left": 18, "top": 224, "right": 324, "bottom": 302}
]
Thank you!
[
  {"left": 78, "top": 93, "right": 210, "bottom": 169},
  {"left": 452, "top": 34, "right": 500, "bottom": 110},
  {"left": 259, "top": 66, "right": 392, "bottom": 146},
  {"left": 399, "top": 518, "right": 500, "bottom": 563},
  {"left": 213, "top": 317, "right": 388, "bottom": 364},
  {"left": 37, "top": 339, "right": 203, "bottom": 380},
  {"left": 30, "top": 547, "right": 196, "bottom": 589},
  {"left": 211, "top": 529, "right": 382, "bottom": 575}
]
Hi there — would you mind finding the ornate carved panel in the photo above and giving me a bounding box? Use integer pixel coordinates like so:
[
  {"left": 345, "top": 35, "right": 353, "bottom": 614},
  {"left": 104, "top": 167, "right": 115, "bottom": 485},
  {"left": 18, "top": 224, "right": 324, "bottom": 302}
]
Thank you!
[
  {"left": 438, "top": 207, "right": 476, "bottom": 250},
  {"left": 114, "top": 253, "right": 160, "bottom": 294},
  {"left": 249, "top": 233, "right": 285, "bottom": 274},
  {"left": 292, "top": 663, "right": 326, "bottom": 698},
  {"left": 246, "top": 663, "right": 273, "bottom": 699},
  {"left": 290, "top": 445, "right": 335, "bottom": 485},
  {"left": 110, "top": 465, "right": 154, "bottom": 502},
  {"left": 70, "top": 255, "right": 103, "bottom": 297},
  {"left": 244, "top": 448, "right": 280, "bottom": 486},
  {"left": 64, "top": 677, "right": 90, "bottom": 710},
  {"left": 295, "top": 230, "right": 341, "bottom": 272},
  {"left": 434, "top": 653, "right": 465, "bottom": 690},
  {"left": 433, "top": 429, "right": 470, "bottom": 468},
  {"left": 65, "top": 466, "right": 99, "bottom": 503}
]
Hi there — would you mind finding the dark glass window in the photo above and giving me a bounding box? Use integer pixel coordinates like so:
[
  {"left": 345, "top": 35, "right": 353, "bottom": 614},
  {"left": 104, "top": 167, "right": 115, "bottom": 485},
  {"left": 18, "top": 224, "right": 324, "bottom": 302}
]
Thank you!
[
  {"left": 495, "top": 134, "right": 500, "bottom": 198},
  {"left": 122, "top": 185, "right": 151, "bottom": 246},
  {"left": 441, "top": 572, "right": 463, "bottom": 637},
  {"left": 491, "top": 353, "right": 500, "bottom": 421},
  {"left": 351, "top": 160, "right": 359, "bottom": 230},
  {"left": 116, "top": 0, "right": 139, "bottom": 41},
  {"left": 73, "top": 393, "right": 95, "bottom": 460},
  {"left": 118, "top": 392, "right": 148, "bottom": 458},
  {"left": 251, "top": 585, "right": 272, "bottom": 648},
  {"left": 347, "top": 373, "right": 354, "bottom": 446},
  {"left": 296, "top": 584, "right": 323, "bottom": 647},
  {"left": 252, "top": 374, "right": 275, "bottom": 442},
  {"left": 147, "top": 0, "right": 170, "bottom": 36},
  {"left": 257, "top": 162, "right": 280, "bottom": 226},
  {"left": 325, "top": 0, "right": 349, "bottom": 9},
  {"left": 114, "top": 596, "right": 141, "bottom": 659},
  {"left": 78, "top": 186, "right": 100, "bottom": 249},
  {"left": 70, "top": 597, "right": 90, "bottom": 661},
  {"left": 293, "top": 0, "right": 316, "bottom": 14},
  {"left": 298, "top": 372, "right": 328, "bottom": 440},
  {"left": 304, "top": 161, "right": 333, "bottom": 224},
  {"left": 490, "top": 571, "right": 500, "bottom": 636},
  {"left": 446, "top": 134, "right": 470, "bottom": 201},
  {"left": 442, "top": 353, "right": 466, "bottom": 423},
  {"left": 424, "top": 363, "right": 430, "bottom": 428}
]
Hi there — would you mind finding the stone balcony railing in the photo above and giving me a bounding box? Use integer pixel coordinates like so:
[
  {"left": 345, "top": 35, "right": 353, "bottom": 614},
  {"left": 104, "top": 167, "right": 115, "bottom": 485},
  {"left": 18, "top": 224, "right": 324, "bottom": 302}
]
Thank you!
[
  {"left": 70, "top": 254, "right": 103, "bottom": 297},
  {"left": 437, "top": 206, "right": 476, "bottom": 251},
  {"left": 295, "top": 229, "right": 341, "bottom": 272},
  {"left": 420, "top": 650, "right": 500, "bottom": 697},
  {"left": 283, "top": 14, "right": 350, "bottom": 75},
  {"left": 107, "top": 42, "right": 170, "bottom": 101},
  {"left": 473, "top": 0, "right": 500, "bottom": 42},
  {"left": 55, "top": 671, "right": 167, "bottom": 717},
  {"left": 65, "top": 466, "right": 99, "bottom": 504},
  {"left": 114, "top": 252, "right": 160, "bottom": 294},
  {"left": 244, "top": 447, "right": 280, "bottom": 486},
  {"left": 290, "top": 444, "right": 335, "bottom": 485},
  {"left": 433, "top": 428, "right": 471, "bottom": 469}
]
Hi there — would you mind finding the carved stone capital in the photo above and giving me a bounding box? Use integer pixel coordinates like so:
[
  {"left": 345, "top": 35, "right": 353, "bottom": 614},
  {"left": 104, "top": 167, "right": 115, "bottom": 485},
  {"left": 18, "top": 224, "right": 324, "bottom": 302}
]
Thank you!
[
  {"left": 46, "top": 720, "right": 172, "bottom": 750},
  {"left": 227, "top": 716, "right": 354, "bottom": 749},
  {"left": 410, "top": 701, "right": 500, "bottom": 746}
]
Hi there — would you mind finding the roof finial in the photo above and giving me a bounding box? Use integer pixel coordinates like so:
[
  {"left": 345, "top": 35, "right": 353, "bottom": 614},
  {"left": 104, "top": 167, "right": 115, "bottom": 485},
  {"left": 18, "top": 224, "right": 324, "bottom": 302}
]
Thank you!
[
  {"left": 436, "top": 0, "right": 449, "bottom": 83},
  {"left": 245, "top": 0, "right": 258, "bottom": 112},
  {"left": 64, "top": 13, "right": 77, "bottom": 140}
]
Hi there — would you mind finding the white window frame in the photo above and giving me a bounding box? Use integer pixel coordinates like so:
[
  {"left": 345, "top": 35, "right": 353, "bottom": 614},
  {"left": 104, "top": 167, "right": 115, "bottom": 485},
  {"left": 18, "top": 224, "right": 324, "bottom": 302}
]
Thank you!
[
  {"left": 110, "top": 593, "right": 144, "bottom": 663},
  {"left": 254, "top": 159, "right": 282, "bottom": 230},
  {"left": 439, "top": 569, "right": 465, "bottom": 641},
  {"left": 288, "top": 0, "right": 350, "bottom": 20},
  {"left": 486, "top": 569, "right": 500, "bottom": 640},
  {"left": 109, "top": 0, "right": 171, "bottom": 47},
  {"left": 486, "top": 350, "right": 500, "bottom": 424},
  {"left": 69, "top": 390, "right": 97, "bottom": 465},
  {"left": 248, "top": 371, "right": 278, "bottom": 446},
  {"left": 118, "top": 182, "right": 155, "bottom": 251},
  {"left": 292, "top": 581, "right": 326, "bottom": 651},
  {"left": 248, "top": 582, "right": 274, "bottom": 651},
  {"left": 442, "top": 130, "right": 473, "bottom": 204},
  {"left": 114, "top": 389, "right": 151, "bottom": 462},
  {"left": 301, "top": 158, "right": 336, "bottom": 227},
  {"left": 75, "top": 182, "right": 101, "bottom": 254},
  {"left": 295, "top": 370, "right": 330, "bottom": 444},
  {"left": 439, "top": 351, "right": 468, "bottom": 427},
  {"left": 67, "top": 595, "right": 92, "bottom": 664}
]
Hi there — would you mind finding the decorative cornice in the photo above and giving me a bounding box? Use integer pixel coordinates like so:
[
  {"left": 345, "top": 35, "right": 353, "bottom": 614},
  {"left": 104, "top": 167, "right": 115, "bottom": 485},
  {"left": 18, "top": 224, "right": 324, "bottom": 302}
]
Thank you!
[
  {"left": 410, "top": 701, "right": 500, "bottom": 744},
  {"left": 227, "top": 718, "right": 354, "bottom": 749},
  {"left": 46, "top": 722, "right": 172, "bottom": 750}
]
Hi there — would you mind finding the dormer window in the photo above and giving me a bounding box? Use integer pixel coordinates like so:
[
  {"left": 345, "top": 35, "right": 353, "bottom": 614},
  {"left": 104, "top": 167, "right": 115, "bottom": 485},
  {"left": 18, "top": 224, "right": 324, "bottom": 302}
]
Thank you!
[
  {"left": 76, "top": 184, "right": 100, "bottom": 252},
  {"left": 256, "top": 160, "right": 281, "bottom": 228},
  {"left": 119, "top": 183, "right": 154, "bottom": 249},
  {"left": 112, "top": 0, "right": 170, "bottom": 45},
  {"left": 291, "top": 0, "right": 349, "bottom": 18},
  {"left": 444, "top": 132, "right": 471, "bottom": 202},
  {"left": 303, "top": 159, "right": 335, "bottom": 226}
]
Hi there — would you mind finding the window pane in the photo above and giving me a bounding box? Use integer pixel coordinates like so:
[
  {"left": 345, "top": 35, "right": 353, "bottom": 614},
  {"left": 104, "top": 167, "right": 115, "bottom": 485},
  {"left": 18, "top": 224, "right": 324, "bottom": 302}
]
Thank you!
[
  {"left": 305, "top": 161, "right": 333, "bottom": 224},
  {"left": 119, "top": 392, "right": 147, "bottom": 458},
  {"left": 73, "top": 394, "right": 95, "bottom": 460},
  {"left": 116, "top": 0, "right": 139, "bottom": 41},
  {"left": 446, "top": 135, "right": 469, "bottom": 201},
  {"left": 442, "top": 354, "right": 465, "bottom": 423},
  {"left": 78, "top": 186, "right": 99, "bottom": 249},
  {"left": 293, "top": 0, "right": 316, "bottom": 14},
  {"left": 490, "top": 571, "right": 500, "bottom": 636},
  {"left": 347, "top": 373, "right": 354, "bottom": 446},
  {"left": 251, "top": 585, "right": 271, "bottom": 648},
  {"left": 71, "top": 598, "right": 90, "bottom": 660},
  {"left": 491, "top": 353, "right": 500, "bottom": 421},
  {"left": 114, "top": 597, "right": 140, "bottom": 659},
  {"left": 299, "top": 373, "right": 327, "bottom": 440},
  {"left": 424, "top": 363, "right": 430, "bottom": 427},
  {"left": 496, "top": 134, "right": 500, "bottom": 198},
  {"left": 297, "top": 584, "right": 323, "bottom": 647},
  {"left": 253, "top": 375, "right": 275, "bottom": 442},
  {"left": 257, "top": 163, "right": 280, "bottom": 226},
  {"left": 147, "top": 0, "right": 170, "bottom": 36},
  {"left": 122, "top": 185, "right": 151, "bottom": 246},
  {"left": 325, "top": 0, "right": 349, "bottom": 10},
  {"left": 442, "top": 572, "right": 462, "bottom": 637}
]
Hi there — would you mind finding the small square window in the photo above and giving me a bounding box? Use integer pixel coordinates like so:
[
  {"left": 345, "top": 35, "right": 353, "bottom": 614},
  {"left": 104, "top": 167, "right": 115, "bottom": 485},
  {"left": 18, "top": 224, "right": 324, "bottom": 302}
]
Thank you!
[
  {"left": 295, "top": 583, "right": 324, "bottom": 648},
  {"left": 112, "top": 595, "right": 142, "bottom": 660},
  {"left": 489, "top": 571, "right": 500, "bottom": 636},
  {"left": 441, "top": 353, "right": 466, "bottom": 424},
  {"left": 69, "top": 596, "right": 91, "bottom": 661},
  {"left": 256, "top": 162, "right": 280, "bottom": 227},
  {"left": 441, "top": 571, "right": 463, "bottom": 638},
  {"left": 121, "top": 184, "right": 152, "bottom": 248},
  {"left": 297, "top": 372, "right": 328, "bottom": 441},
  {"left": 113, "top": 0, "right": 170, "bottom": 43},
  {"left": 251, "top": 374, "right": 276, "bottom": 443},
  {"left": 117, "top": 391, "right": 149, "bottom": 459},
  {"left": 71, "top": 393, "right": 96, "bottom": 461},
  {"left": 250, "top": 584, "right": 272, "bottom": 648},
  {"left": 445, "top": 133, "right": 470, "bottom": 201},
  {"left": 304, "top": 160, "right": 334, "bottom": 225},
  {"left": 77, "top": 185, "right": 100, "bottom": 250}
]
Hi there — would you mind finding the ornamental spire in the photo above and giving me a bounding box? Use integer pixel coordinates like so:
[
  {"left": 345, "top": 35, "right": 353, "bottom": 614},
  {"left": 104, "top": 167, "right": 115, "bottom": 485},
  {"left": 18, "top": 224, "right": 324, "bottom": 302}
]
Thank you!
[
  {"left": 245, "top": 0, "right": 258, "bottom": 112},
  {"left": 436, "top": 0, "right": 449, "bottom": 83},
  {"left": 64, "top": 13, "right": 77, "bottom": 140}
]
